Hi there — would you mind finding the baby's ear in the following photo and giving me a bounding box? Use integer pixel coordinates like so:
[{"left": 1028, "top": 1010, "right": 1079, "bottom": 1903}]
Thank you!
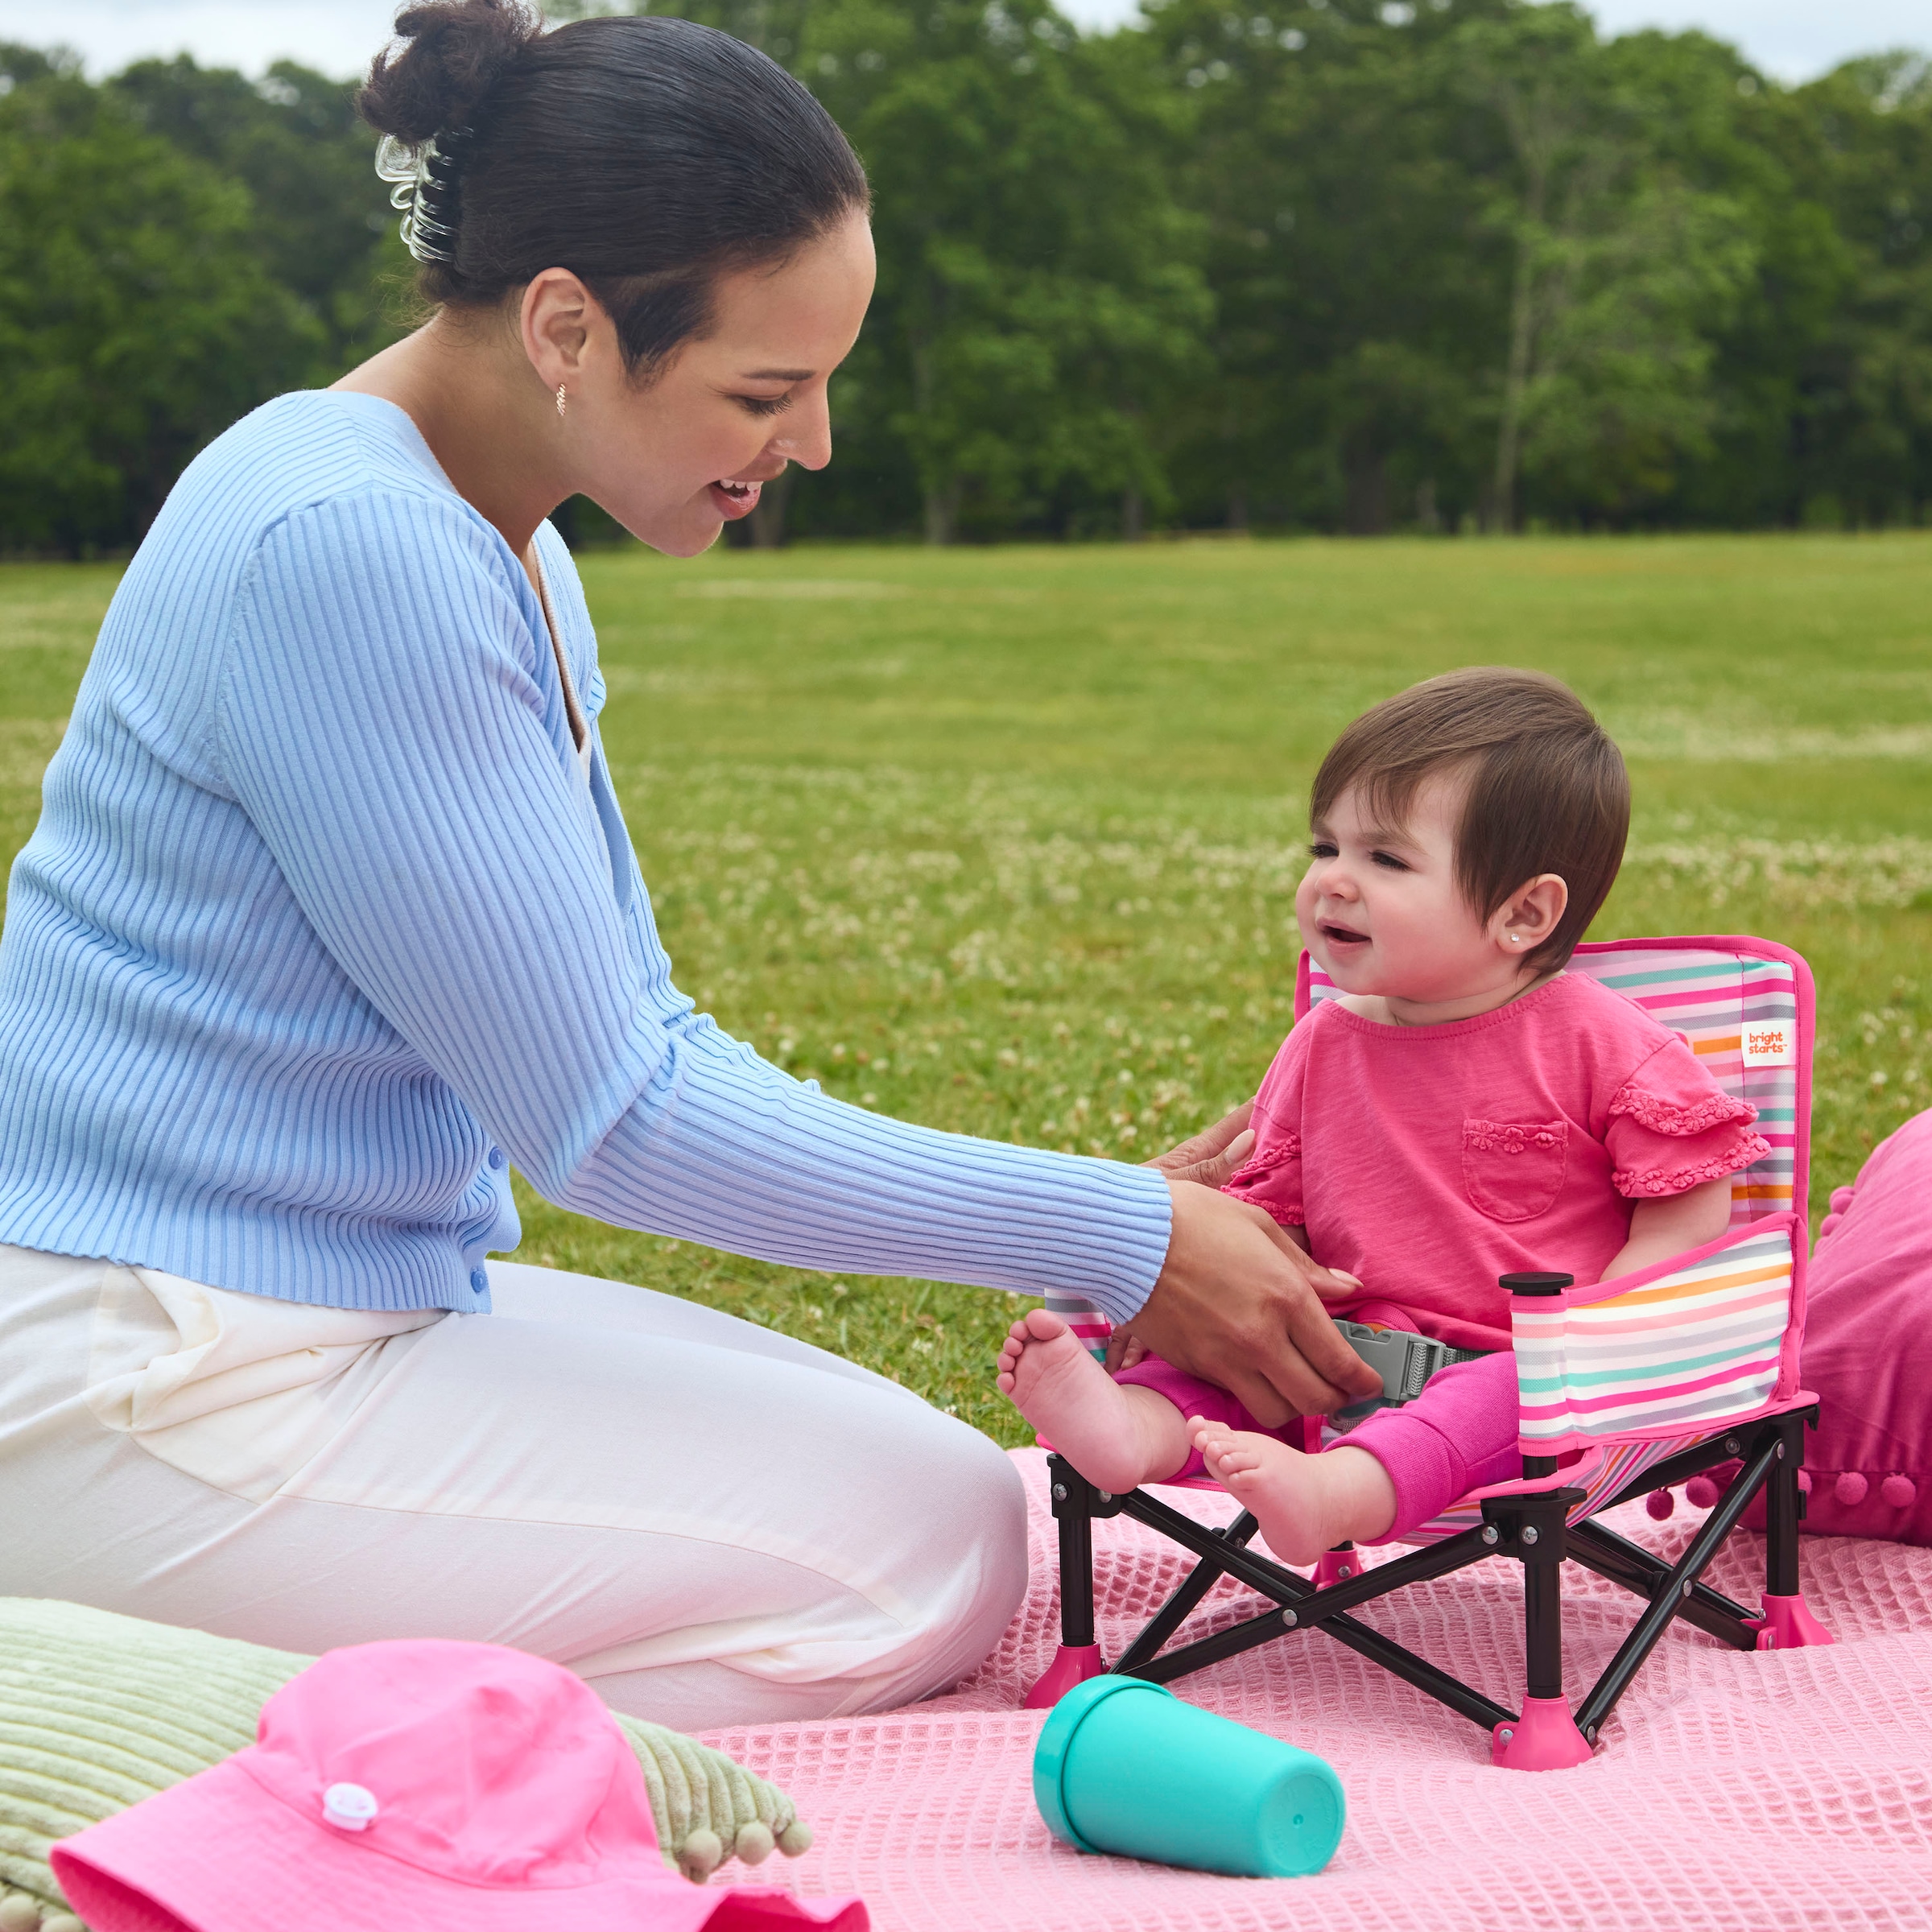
[{"left": 1493, "top": 873, "right": 1569, "bottom": 953}]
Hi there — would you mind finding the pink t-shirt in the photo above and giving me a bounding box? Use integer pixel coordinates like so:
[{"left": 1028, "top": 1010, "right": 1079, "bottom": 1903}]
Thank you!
[{"left": 1223, "top": 972, "right": 1770, "bottom": 1354}]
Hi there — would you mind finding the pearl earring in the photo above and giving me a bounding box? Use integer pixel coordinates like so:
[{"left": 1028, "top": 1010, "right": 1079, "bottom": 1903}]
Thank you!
[{"left": 555, "top": 384, "right": 568, "bottom": 419}]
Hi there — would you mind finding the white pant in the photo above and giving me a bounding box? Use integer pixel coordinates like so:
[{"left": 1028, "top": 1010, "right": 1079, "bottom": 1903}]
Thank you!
[{"left": 0, "top": 1246, "right": 1026, "bottom": 1730}]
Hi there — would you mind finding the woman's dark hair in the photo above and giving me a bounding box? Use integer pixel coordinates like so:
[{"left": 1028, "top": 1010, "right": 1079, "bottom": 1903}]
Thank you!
[
  {"left": 358, "top": 1, "right": 869, "bottom": 376},
  {"left": 1310, "top": 668, "right": 1630, "bottom": 973}
]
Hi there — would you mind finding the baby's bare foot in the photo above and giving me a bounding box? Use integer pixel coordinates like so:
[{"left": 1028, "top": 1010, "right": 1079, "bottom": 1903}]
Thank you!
[
  {"left": 997, "top": 1309, "right": 1187, "bottom": 1493},
  {"left": 1191, "top": 1423, "right": 1397, "bottom": 1567}
]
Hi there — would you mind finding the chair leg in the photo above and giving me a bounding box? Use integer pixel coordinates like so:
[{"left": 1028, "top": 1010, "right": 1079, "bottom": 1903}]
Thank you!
[
  {"left": 1304, "top": 1419, "right": 1363, "bottom": 1589},
  {"left": 1749, "top": 1413, "right": 1835, "bottom": 1651},
  {"left": 1492, "top": 1487, "right": 1592, "bottom": 1770},
  {"left": 1314, "top": 1542, "right": 1360, "bottom": 1588},
  {"left": 1113, "top": 1513, "right": 1255, "bottom": 1675},
  {"left": 1024, "top": 1455, "right": 1109, "bottom": 1707}
]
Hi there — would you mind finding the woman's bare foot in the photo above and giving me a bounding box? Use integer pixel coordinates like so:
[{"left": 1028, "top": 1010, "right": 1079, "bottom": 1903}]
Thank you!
[
  {"left": 997, "top": 1309, "right": 1190, "bottom": 1494},
  {"left": 1191, "top": 1422, "right": 1397, "bottom": 1566}
]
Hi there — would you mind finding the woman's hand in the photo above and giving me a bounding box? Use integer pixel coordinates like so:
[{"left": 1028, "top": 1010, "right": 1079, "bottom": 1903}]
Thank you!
[
  {"left": 1121, "top": 1179, "right": 1381, "bottom": 1427},
  {"left": 1104, "top": 1104, "right": 1261, "bottom": 1373},
  {"left": 1145, "top": 1101, "right": 1257, "bottom": 1189}
]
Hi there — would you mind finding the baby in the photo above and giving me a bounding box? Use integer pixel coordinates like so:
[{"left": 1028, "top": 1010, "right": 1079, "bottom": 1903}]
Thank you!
[{"left": 999, "top": 667, "right": 1769, "bottom": 1563}]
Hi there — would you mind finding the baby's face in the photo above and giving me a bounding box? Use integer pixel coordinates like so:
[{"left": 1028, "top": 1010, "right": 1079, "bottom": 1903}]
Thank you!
[{"left": 1296, "top": 778, "right": 1507, "bottom": 1003}]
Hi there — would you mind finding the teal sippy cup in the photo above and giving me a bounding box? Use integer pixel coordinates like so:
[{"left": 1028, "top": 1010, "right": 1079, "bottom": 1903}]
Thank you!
[{"left": 1033, "top": 1675, "right": 1345, "bottom": 1877}]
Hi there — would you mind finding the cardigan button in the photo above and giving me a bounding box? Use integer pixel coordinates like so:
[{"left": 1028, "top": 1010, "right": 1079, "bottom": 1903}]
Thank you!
[
  {"left": 488, "top": 1146, "right": 506, "bottom": 1170},
  {"left": 470, "top": 1268, "right": 489, "bottom": 1296}
]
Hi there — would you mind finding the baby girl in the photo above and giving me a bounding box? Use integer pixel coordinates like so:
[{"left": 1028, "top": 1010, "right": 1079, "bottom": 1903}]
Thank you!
[{"left": 999, "top": 667, "right": 1769, "bottom": 1563}]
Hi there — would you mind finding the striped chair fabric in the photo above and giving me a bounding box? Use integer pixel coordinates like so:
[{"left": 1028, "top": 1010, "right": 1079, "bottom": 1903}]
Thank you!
[
  {"left": 1511, "top": 1222, "right": 1795, "bottom": 1448},
  {"left": 1045, "top": 1287, "right": 1113, "bottom": 1364}
]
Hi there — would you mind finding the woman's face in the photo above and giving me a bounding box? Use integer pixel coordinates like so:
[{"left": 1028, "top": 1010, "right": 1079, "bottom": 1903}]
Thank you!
[{"left": 567, "top": 211, "right": 877, "bottom": 556}]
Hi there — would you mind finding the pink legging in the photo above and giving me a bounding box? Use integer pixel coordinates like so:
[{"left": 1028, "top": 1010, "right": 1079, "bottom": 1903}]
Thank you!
[{"left": 1116, "top": 1348, "right": 1523, "bottom": 1538}]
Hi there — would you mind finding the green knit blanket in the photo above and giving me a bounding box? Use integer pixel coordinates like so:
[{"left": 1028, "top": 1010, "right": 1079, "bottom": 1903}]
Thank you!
[{"left": 0, "top": 1598, "right": 811, "bottom": 1929}]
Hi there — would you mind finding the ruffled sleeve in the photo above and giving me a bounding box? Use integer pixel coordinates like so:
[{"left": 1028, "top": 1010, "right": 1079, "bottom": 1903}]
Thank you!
[
  {"left": 1605, "top": 1036, "right": 1770, "bottom": 1199},
  {"left": 1220, "top": 1020, "right": 1310, "bottom": 1227},
  {"left": 1224, "top": 1133, "right": 1305, "bottom": 1227}
]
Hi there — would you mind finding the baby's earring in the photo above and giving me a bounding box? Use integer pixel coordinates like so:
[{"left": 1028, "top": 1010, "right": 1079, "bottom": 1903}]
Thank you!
[{"left": 555, "top": 383, "right": 568, "bottom": 419}]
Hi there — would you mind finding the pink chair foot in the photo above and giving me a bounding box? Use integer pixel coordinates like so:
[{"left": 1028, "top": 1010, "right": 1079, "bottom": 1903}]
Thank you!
[
  {"left": 1023, "top": 1644, "right": 1105, "bottom": 1709},
  {"left": 1749, "top": 1592, "right": 1835, "bottom": 1651},
  {"left": 1492, "top": 1695, "right": 1595, "bottom": 1770},
  {"left": 1314, "top": 1548, "right": 1360, "bottom": 1589}
]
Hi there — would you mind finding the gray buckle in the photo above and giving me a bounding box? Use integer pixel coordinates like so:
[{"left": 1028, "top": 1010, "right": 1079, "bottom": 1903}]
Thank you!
[{"left": 1335, "top": 1320, "right": 1460, "bottom": 1404}]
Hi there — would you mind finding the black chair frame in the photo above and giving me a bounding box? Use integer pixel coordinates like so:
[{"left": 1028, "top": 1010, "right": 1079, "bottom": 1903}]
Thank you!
[{"left": 1043, "top": 1402, "right": 1819, "bottom": 1749}]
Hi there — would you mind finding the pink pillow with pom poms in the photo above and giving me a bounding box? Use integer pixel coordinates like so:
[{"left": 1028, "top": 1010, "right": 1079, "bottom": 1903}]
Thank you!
[{"left": 1736, "top": 1109, "right": 1932, "bottom": 1546}]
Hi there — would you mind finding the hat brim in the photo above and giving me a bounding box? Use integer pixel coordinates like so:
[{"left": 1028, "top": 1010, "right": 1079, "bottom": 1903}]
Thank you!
[{"left": 52, "top": 1757, "right": 867, "bottom": 1932}]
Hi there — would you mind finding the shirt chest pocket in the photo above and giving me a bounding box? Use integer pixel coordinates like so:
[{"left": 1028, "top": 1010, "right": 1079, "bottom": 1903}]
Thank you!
[{"left": 1462, "top": 1118, "right": 1569, "bottom": 1223}]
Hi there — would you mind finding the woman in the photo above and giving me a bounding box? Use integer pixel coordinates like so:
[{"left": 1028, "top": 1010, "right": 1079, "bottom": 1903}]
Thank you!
[{"left": 0, "top": 1, "right": 1373, "bottom": 1728}]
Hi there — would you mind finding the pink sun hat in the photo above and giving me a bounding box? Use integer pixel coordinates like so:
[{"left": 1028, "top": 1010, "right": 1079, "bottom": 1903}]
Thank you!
[{"left": 49, "top": 1639, "right": 867, "bottom": 1932}]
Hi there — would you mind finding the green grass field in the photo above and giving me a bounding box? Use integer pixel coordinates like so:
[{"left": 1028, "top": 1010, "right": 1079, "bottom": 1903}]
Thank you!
[{"left": 6, "top": 535, "right": 1931, "bottom": 1444}]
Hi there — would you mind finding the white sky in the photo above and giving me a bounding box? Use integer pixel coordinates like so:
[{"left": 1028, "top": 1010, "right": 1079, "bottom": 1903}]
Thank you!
[{"left": 0, "top": 0, "right": 1921, "bottom": 86}]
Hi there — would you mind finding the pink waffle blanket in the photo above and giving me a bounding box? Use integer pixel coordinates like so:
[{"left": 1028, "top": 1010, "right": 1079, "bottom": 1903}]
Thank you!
[{"left": 705, "top": 1448, "right": 1932, "bottom": 1932}]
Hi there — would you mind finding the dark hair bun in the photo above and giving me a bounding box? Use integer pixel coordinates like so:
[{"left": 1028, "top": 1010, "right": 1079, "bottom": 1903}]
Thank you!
[
  {"left": 354, "top": 8, "right": 868, "bottom": 378},
  {"left": 359, "top": 0, "right": 540, "bottom": 145}
]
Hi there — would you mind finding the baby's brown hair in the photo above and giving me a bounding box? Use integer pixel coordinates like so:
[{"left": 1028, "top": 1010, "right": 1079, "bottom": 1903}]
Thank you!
[{"left": 1310, "top": 667, "right": 1629, "bottom": 972}]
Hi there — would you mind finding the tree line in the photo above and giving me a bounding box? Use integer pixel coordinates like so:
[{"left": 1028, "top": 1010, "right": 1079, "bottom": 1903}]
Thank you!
[{"left": 2, "top": 0, "right": 1928, "bottom": 553}]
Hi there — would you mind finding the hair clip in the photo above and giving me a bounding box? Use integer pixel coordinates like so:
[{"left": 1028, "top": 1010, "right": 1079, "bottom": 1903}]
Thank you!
[{"left": 374, "top": 131, "right": 466, "bottom": 265}]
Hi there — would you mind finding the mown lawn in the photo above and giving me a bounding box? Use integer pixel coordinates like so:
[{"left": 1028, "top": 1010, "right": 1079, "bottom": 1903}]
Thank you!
[{"left": 5, "top": 533, "right": 1931, "bottom": 1444}]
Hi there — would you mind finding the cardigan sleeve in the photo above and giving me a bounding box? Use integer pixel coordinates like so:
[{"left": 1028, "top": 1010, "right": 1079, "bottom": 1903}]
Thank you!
[{"left": 213, "top": 495, "right": 1171, "bottom": 1322}]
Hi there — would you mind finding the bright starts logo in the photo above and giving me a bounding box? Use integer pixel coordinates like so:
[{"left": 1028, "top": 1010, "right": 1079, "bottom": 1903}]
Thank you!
[{"left": 1740, "top": 1023, "right": 1794, "bottom": 1068}]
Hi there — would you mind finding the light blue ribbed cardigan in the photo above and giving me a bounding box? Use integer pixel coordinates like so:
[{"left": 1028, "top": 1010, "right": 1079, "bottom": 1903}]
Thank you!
[{"left": 0, "top": 393, "right": 1170, "bottom": 1318}]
